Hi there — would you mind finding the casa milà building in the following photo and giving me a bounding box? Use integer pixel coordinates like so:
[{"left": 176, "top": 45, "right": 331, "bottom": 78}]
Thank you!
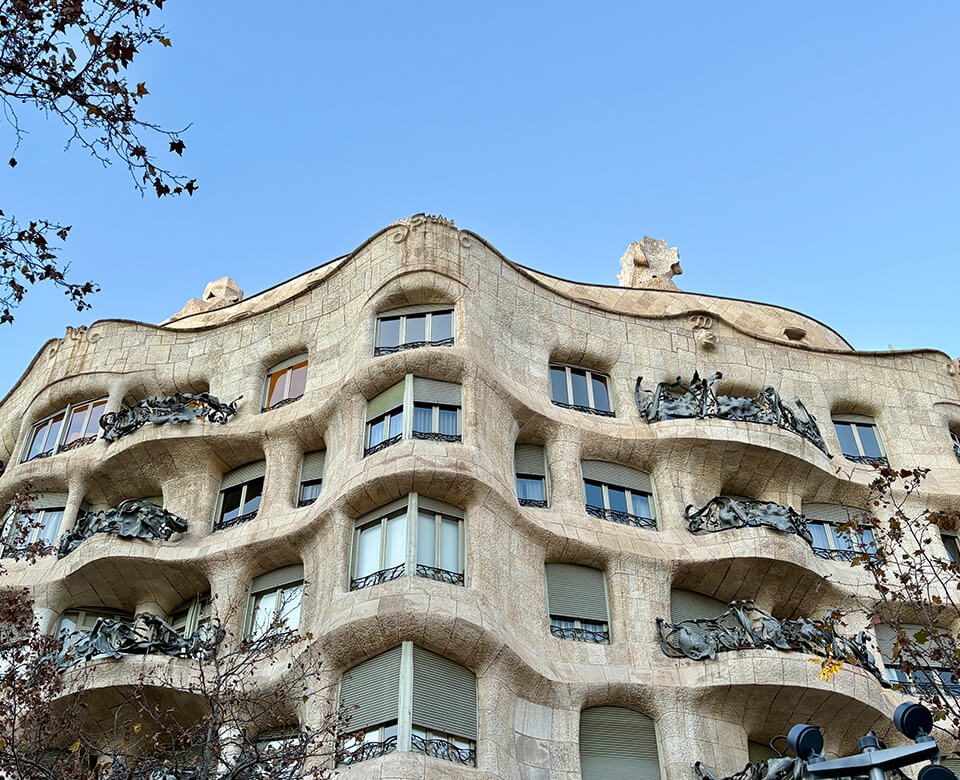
[{"left": 1, "top": 214, "right": 959, "bottom": 778}]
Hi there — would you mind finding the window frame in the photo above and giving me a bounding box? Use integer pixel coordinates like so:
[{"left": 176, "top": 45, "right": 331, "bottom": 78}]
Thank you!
[
  {"left": 60, "top": 399, "right": 107, "bottom": 452},
  {"left": 411, "top": 402, "right": 461, "bottom": 441},
  {"left": 832, "top": 414, "right": 888, "bottom": 465},
  {"left": 548, "top": 364, "right": 614, "bottom": 417},
  {"left": 364, "top": 376, "right": 463, "bottom": 456},
  {"left": 374, "top": 308, "right": 455, "bottom": 356},
  {"left": 213, "top": 473, "right": 265, "bottom": 531},
  {"left": 20, "top": 397, "right": 108, "bottom": 463},
  {"left": 365, "top": 406, "right": 405, "bottom": 454},
  {"left": 262, "top": 357, "right": 309, "bottom": 412},
  {"left": 951, "top": 429, "right": 960, "bottom": 464},
  {"left": 1, "top": 506, "right": 66, "bottom": 558},
  {"left": 244, "top": 574, "right": 305, "bottom": 643},
  {"left": 168, "top": 593, "right": 211, "bottom": 637},
  {"left": 806, "top": 519, "right": 876, "bottom": 561},
  {"left": 583, "top": 478, "right": 657, "bottom": 529}
]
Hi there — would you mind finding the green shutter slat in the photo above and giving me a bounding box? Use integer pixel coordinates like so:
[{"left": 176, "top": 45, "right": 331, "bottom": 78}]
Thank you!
[
  {"left": 748, "top": 741, "right": 777, "bottom": 763},
  {"left": 300, "top": 451, "right": 325, "bottom": 483},
  {"left": 339, "top": 646, "right": 402, "bottom": 732},
  {"left": 412, "top": 378, "right": 462, "bottom": 406},
  {"left": 581, "top": 461, "right": 651, "bottom": 494},
  {"left": 32, "top": 493, "right": 69, "bottom": 510},
  {"left": 515, "top": 445, "right": 546, "bottom": 476},
  {"left": 545, "top": 564, "right": 608, "bottom": 622},
  {"left": 221, "top": 460, "right": 266, "bottom": 491},
  {"left": 670, "top": 590, "right": 727, "bottom": 624},
  {"left": 250, "top": 564, "right": 304, "bottom": 593},
  {"left": 411, "top": 646, "right": 477, "bottom": 740},
  {"left": 802, "top": 503, "right": 864, "bottom": 524},
  {"left": 416, "top": 496, "right": 464, "bottom": 519},
  {"left": 366, "top": 382, "right": 405, "bottom": 421},
  {"left": 580, "top": 707, "right": 660, "bottom": 780}
]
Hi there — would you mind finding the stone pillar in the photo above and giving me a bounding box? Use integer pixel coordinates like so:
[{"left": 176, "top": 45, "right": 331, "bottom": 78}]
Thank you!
[
  {"left": 261, "top": 435, "right": 302, "bottom": 515},
  {"left": 545, "top": 426, "right": 583, "bottom": 514}
]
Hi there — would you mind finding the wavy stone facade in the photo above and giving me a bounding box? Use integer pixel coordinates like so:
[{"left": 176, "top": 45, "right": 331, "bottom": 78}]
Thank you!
[{"left": 1, "top": 215, "right": 960, "bottom": 778}]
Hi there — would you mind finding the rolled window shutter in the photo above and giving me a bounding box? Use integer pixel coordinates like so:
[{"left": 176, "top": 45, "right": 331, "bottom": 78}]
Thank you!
[
  {"left": 366, "top": 382, "right": 405, "bottom": 421},
  {"left": 300, "top": 451, "right": 325, "bottom": 483},
  {"left": 581, "top": 461, "right": 651, "bottom": 494},
  {"left": 32, "top": 493, "right": 69, "bottom": 510},
  {"left": 515, "top": 445, "right": 546, "bottom": 476},
  {"left": 412, "top": 378, "right": 462, "bottom": 406},
  {"left": 358, "top": 498, "right": 410, "bottom": 526},
  {"left": 416, "top": 496, "right": 464, "bottom": 519},
  {"left": 411, "top": 646, "right": 477, "bottom": 740},
  {"left": 579, "top": 707, "right": 660, "bottom": 780},
  {"left": 380, "top": 304, "right": 453, "bottom": 318},
  {"left": 876, "top": 623, "right": 928, "bottom": 665},
  {"left": 942, "top": 758, "right": 960, "bottom": 775},
  {"left": 802, "top": 503, "right": 865, "bottom": 524},
  {"left": 545, "top": 564, "right": 608, "bottom": 622},
  {"left": 833, "top": 413, "right": 877, "bottom": 425},
  {"left": 670, "top": 590, "right": 728, "bottom": 624},
  {"left": 268, "top": 354, "right": 308, "bottom": 373},
  {"left": 339, "top": 646, "right": 402, "bottom": 731},
  {"left": 221, "top": 461, "right": 266, "bottom": 491},
  {"left": 748, "top": 740, "right": 777, "bottom": 763},
  {"left": 250, "top": 564, "right": 304, "bottom": 593}
]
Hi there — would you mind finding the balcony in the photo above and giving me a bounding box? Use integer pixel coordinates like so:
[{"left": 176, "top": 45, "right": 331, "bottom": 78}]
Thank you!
[
  {"left": 374, "top": 336, "right": 454, "bottom": 356},
  {"left": 551, "top": 400, "right": 615, "bottom": 418},
  {"left": 585, "top": 504, "right": 656, "bottom": 529},
  {"left": 58, "top": 499, "right": 188, "bottom": 558},
  {"left": 350, "top": 564, "right": 405, "bottom": 591},
  {"left": 364, "top": 434, "right": 402, "bottom": 457}
]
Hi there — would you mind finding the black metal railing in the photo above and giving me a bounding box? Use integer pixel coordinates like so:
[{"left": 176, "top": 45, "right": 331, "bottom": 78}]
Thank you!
[
  {"left": 551, "top": 400, "right": 615, "bottom": 417},
  {"left": 899, "top": 680, "right": 960, "bottom": 698},
  {"left": 843, "top": 453, "right": 889, "bottom": 467},
  {"left": 411, "top": 431, "right": 461, "bottom": 443},
  {"left": 549, "top": 624, "right": 610, "bottom": 644},
  {"left": 364, "top": 434, "right": 402, "bottom": 457},
  {"left": 350, "top": 564, "right": 406, "bottom": 591},
  {"left": 585, "top": 505, "right": 657, "bottom": 529},
  {"left": 59, "top": 435, "right": 97, "bottom": 453},
  {"left": 262, "top": 395, "right": 303, "bottom": 413},
  {"left": 954, "top": 439, "right": 960, "bottom": 463},
  {"left": 213, "top": 511, "right": 258, "bottom": 532},
  {"left": 337, "top": 735, "right": 398, "bottom": 765},
  {"left": 518, "top": 498, "right": 548, "bottom": 508},
  {"left": 411, "top": 735, "right": 476, "bottom": 766},
  {"left": 297, "top": 496, "right": 318, "bottom": 508},
  {"left": 812, "top": 547, "right": 859, "bottom": 562},
  {"left": 415, "top": 564, "right": 464, "bottom": 586},
  {"left": 374, "top": 337, "right": 455, "bottom": 356},
  {"left": 22, "top": 449, "right": 54, "bottom": 464}
]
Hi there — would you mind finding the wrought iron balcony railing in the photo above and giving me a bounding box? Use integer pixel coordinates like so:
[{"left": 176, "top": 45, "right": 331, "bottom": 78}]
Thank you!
[
  {"left": 843, "top": 453, "right": 890, "bottom": 467},
  {"left": 58, "top": 499, "right": 188, "bottom": 558},
  {"left": 100, "top": 392, "right": 241, "bottom": 443},
  {"left": 411, "top": 431, "right": 461, "bottom": 443},
  {"left": 549, "top": 624, "right": 610, "bottom": 644},
  {"left": 415, "top": 564, "right": 465, "bottom": 585},
  {"left": 585, "top": 504, "right": 657, "bottom": 529},
  {"left": 261, "top": 395, "right": 303, "bottom": 413},
  {"left": 350, "top": 564, "right": 406, "bottom": 591},
  {"left": 374, "top": 337, "right": 454, "bottom": 356},
  {"left": 411, "top": 735, "right": 476, "bottom": 766},
  {"left": 518, "top": 497, "right": 549, "bottom": 508},
  {"left": 58, "top": 435, "right": 98, "bottom": 453},
  {"left": 337, "top": 736, "right": 398, "bottom": 765},
  {"left": 551, "top": 400, "right": 615, "bottom": 417},
  {"left": 213, "top": 510, "right": 258, "bottom": 532},
  {"left": 811, "top": 547, "right": 859, "bottom": 562},
  {"left": 364, "top": 434, "right": 402, "bottom": 457},
  {"left": 22, "top": 448, "right": 54, "bottom": 464}
]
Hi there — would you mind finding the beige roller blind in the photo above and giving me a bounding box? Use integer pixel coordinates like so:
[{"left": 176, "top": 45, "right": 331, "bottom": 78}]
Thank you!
[
  {"left": 416, "top": 496, "right": 464, "bottom": 519},
  {"left": 670, "top": 589, "right": 728, "bottom": 624},
  {"left": 380, "top": 304, "right": 453, "bottom": 317},
  {"left": 802, "top": 503, "right": 866, "bottom": 524},
  {"left": 366, "top": 382, "right": 405, "bottom": 421},
  {"left": 412, "top": 378, "right": 462, "bottom": 406},
  {"left": 268, "top": 353, "right": 308, "bottom": 373},
  {"left": 221, "top": 461, "right": 266, "bottom": 491},
  {"left": 580, "top": 707, "right": 660, "bottom": 780},
  {"left": 411, "top": 645, "right": 477, "bottom": 740},
  {"left": 748, "top": 740, "right": 777, "bottom": 763},
  {"left": 32, "top": 493, "right": 69, "bottom": 510},
  {"left": 300, "top": 451, "right": 325, "bottom": 483},
  {"left": 515, "top": 444, "right": 546, "bottom": 476},
  {"left": 581, "top": 461, "right": 651, "bottom": 494},
  {"left": 339, "top": 646, "right": 402, "bottom": 732},
  {"left": 250, "top": 564, "right": 304, "bottom": 594},
  {"left": 545, "top": 564, "right": 608, "bottom": 623}
]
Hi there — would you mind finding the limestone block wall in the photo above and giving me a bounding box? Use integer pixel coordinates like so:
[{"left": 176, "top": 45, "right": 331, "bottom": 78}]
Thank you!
[{"left": 0, "top": 216, "right": 958, "bottom": 778}]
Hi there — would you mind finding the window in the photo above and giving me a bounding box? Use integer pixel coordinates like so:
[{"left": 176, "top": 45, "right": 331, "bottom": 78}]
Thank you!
[
  {"left": 245, "top": 565, "right": 304, "bottom": 642},
  {"left": 364, "top": 376, "right": 463, "bottom": 456},
  {"left": 669, "top": 589, "right": 727, "bottom": 623},
  {"left": 832, "top": 415, "right": 888, "bottom": 466},
  {"left": 545, "top": 564, "right": 610, "bottom": 643},
  {"left": 942, "top": 532, "right": 960, "bottom": 563},
  {"left": 250, "top": 728, "right": 303, "bottom": 780},
  {"left": 21, "top": 398, "right": 108, "bottom": 463},
  {"left": 515, "top": 444, "right": 548, "bottom": 508},
  {"left": 298, "top": 451, "right": 325, "bottom": 507},
  {"left": 338, "top": 643, "right": 477, "bottom": 767},
  {"left": 375, "top": 307, "right": 455, "bottom": 355},
  {"left": 549, "top": 365, "right": 613, "bottom": 417},
  {"left": 58, "top": 608, "right": 133, "bottom": 638},
  {"left": 951, "top": 429, "right": 960, "bottom": 464},
  {"left": 1, "top": 495, "right": 67, "bottom": 558},
  {"left": 579, "top": 707, "right": 661, "bottom": 780},
  {"left": 581, "top": 461, "right": 656, "bottom": 529},
  {"left": 351, "top": 495, "right": 465, "bottom": 590},
  {"left": 168, "top": 593, "right": 211, "bottom": 637},
  {"left": 263, "top": 356, "right": 308, "bottom": 412},
  {"left": 876, "top": 623, "right": 960, "bottom": 697},
  {"left": 214, "top": 461, "right": 265, "bottom": 531},
  {"left": 802, "top": 503, "right": 876, "bottom": 562}
]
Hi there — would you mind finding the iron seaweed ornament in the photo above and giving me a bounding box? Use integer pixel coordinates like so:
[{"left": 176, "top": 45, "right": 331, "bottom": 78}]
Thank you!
[
  {"left": 635, "top": 371, "right": 830, "bottom": 455},
  {"left": 656, "top": 599, "right": 886, "bottom": 685},
  {"left": 99, "top": 392, "right": 241, "bottom": 443},
  {"left": 57, "top": 499, "right": 188, "bottom": 558},
  {"left": 685, "top": 496, "right": 813, "bottom": 546},
  {"left": 695, "top": 755, "right": 799, "bottom": 780}
]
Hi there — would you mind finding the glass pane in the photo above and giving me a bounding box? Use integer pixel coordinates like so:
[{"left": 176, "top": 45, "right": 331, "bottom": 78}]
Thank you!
[
  {"left": 833, "top": 526, "right": 854, "bottom": 551},
  {"left": 584, "top": 480, "right": 604, "bottom": 509},
  {"left": 413, "top": 404, "right": 433, "bottom": 433},
  {"left": 266, "top": 370, "right": 287, "bottom": 409},
  {"left": 299, "top": 481, "right": 322, "bottom": 504},
  {"left": 630, "top": 492, "right": 652, "bottom": 519},
  {"left": 45, "top": 415, "right": 63, "bottom": 453},
  {"left": 550, "top": 617, "right": 575, "bottom": 630},
  {"left": 591, "top": 375, "right": 610, "bottom": 412},
  {"left": 86, "top": 402, "right": 106, "bottom": 437},
  {"left": 808, "top": 522, "right": 830, "bottom": 549},
  {"left": 945, "top": 535, "right": 960, "bottom": 562},
  {"left": 388, "top": 411, "right": 404, "bottom": 439},
  {"left": 59, "top": 614, "right": 79, "bottom": 637},
  {"left": 378, "top": 317, "right": 401, "bottom": 348},
  {"left": 607, "top": 487, "right": 628, "bottom": 514},
  {"left": 438, "top": 407, "right": 458, "bottom": 436},
  {"left": 63, "top": 404, "right": 89, "bottom": 445},
  {"left": 384, "top": 513, "right": 406, "bottom": 568},
  {"left": 856, "top": 424, "right": 884, "bottom": 458},
  {"left": 287, "top": 363, "right": 308, "bottom": 399},
  {"left": 277, "top": 583, "right": 303, "bottom": 631},
  {"left": 25, "top": 422, "right": 49, "bottom": 461},
  {"left": 405, "top": 315, "right": 426, "bottom": 343},
  {"left": 219, "top": 486, "right": 244, "bottom": 524},
  {"left": 368, "top": 418, "right": 385, "bottom": 446},
  {"left": 549, "top": 367, "right": 568, "bottom": 404},
  {"left": 431, "top": 311, "right": 453, "bottom": 342},
  {"left": 834, "top": 422, "right": 860, "bottom": 457},
  {"left": 36, "top": 511, "right": 63, "bottom": 546},
  {"left": 356, "top": 524, "right": 381, "bottom": 576},
  {"left": 250, "top": 590, "right": 277, "bottom": 638},
  {"left": 440, "top": 518, "right": 460, "bottom": 571},
  {"left": 417, "top": 512, "right": 436, "bottom": 567},
  {"left": 517, "top": 476, "right": 545, "bottom": 501},
  {"left": 570, "top": 369, "right": 589, "bottom": 407},
  {"left": 858, "top": 527, "right": 877, "bottom": 554},
  {"left": 242, "top": 477, "right": 265, "bottom": 515}
]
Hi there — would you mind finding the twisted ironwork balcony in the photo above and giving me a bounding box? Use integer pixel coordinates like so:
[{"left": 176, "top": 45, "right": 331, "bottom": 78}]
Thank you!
[
  {"left": 100, "top": 392, "right": 241, "bottom": 443},
  {"left": 411, "top": 735, "right": 476, "bottom": 766},
  {"left": 261, "top": 394, "right": 303, "bottom": 413},
  {"left": 374, "top": 337, "right": 454, "bottom": 356},
  {"left": 58, "top": 435, "right": 97, "bottom": 453},
  {"left": 213, "top": 510, "right": 258, "bottom": 532},
  {"left": 549, "top": 624, "right": 610, "bottom": 644},
  {"left": 364, "top": 434, "right": 402, "bottom": 457},
  {"left": 337, "top": 736, "right": 398, "bottom": 765},
  {"left": 415, "top": 564, "right": 465, "bottom": 585},
  {"left": 518, "top": 497, "right": 549, "bottom": 508},
  {"left": 551, "top": 400, "right": 615, "bottom": 417},
  {"left": 686, "top": 496, "right": 812, "bottom": 543},
  {"left": 58, "top": 499, "right": 189, "bottom": 558},
  {"left": 22, "top": 448, "right": 54, "bottom": 464},
  {"left": 585, "top": 504, "right": 657, "bottom": 529},
  {"left": 843, "top": 453, "right": 890, "bottom": 467},
  {"left": 411, "top": 431, "right": 461, "bottom": 443},
  {"left": 350, "top": 564, "right": 406, "bottom": 591},
  {"left": 812, "top": 546, "right": 860, "bottom": 562}
]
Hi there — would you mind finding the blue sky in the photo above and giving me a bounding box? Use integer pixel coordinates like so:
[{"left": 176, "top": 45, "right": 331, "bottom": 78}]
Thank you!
[{"left": 3, "top": 2, "right": 958, "bottom": 393}]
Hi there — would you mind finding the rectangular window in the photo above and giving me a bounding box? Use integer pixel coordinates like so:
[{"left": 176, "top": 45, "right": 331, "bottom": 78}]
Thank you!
[
  {"left": 412, "top": 404, "right": 461, "bottom": 442},
  {"left": 515, "top": 444, "right": 548, "bottom": 507},
  {"left": 516, "top": 476, "right": 546, "bottom": 505},
  {"left": 583, "top": 479, "right": 656, "bottom": 529},
  {"left": 169, "top": 594, "right": 211, "bottom": 637},
  {"left": 22, "top": 413, "right": 65, "bottom": 463},
  {"left": 298, "top": 451, "right": 325, "bottom": 507},
  {"left": 352, "top": 510, "right": 408, "bottom": 590},
  {"left": 833, "top": 417, "right": 888, "bottom": 465},
  {"left": 2, "top": 508, "right": 65, "bottom": 558},
  {"left": 214, "top": 462, "right": 266, "bottom": 531},
  {"left": 806, "top": 521, "right": 875, "bottom": 561},
  {"left": 366, "top": 408, "right": 404, "bottom": 454},
  {"left": 549, "top": 365, "right": 613, "bottom": 416},
  {"left": 263, "top": 359, "right": 308, "bottom": 412},
  {"left": 545, "top": 564, "right": 610, "bottom": 644},
  {"left": 60, "top": 399, "right": 107, "bottom": 452},
  {"left": 415, "top": 509, "right": 464, "bottom": 584},
  {"left": 375, "top": 309, "right": 455, "bottom": 355},
  {"left": 246, "top": 568, "right": 304, "bottom": 642},
  {"left": 951, "top": 430, "right": 960, "bottom": 463}
]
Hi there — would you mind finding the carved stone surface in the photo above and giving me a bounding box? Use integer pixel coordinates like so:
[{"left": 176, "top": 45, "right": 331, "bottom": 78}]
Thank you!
[
  {"left": 685, "top": 496, "right": 813, "bottom": 546},
  {"left": 656, "top": 599, "right": 887, "bottom": 685},
  {"left": 58, "top": 499, "right": 188, "bottom": 558},
  {"left": 55, "top": 614, "right": 222, "bottom": 669},
  {"left": 99, "top": 392, "right": 241, "bottom": 443},
  {"left": 617, "top": 237, "right": 683, "bottom": 290},
  {"left": 636, "top": 371, "right": 830, "bottom": 455}
]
